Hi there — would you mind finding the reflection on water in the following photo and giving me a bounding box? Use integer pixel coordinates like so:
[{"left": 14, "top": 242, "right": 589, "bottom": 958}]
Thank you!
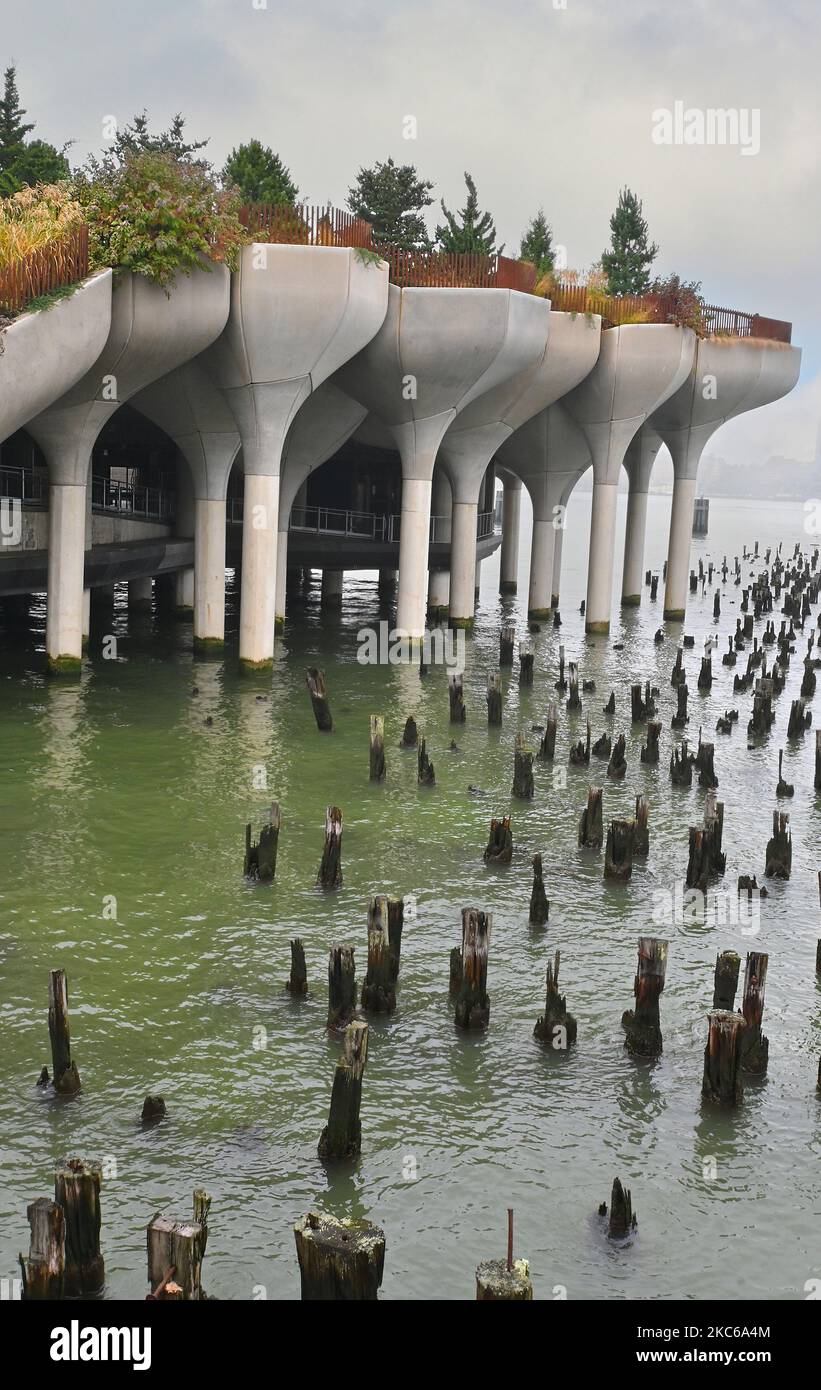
[{"left": 0, "top": 496, "right": 819, "bottom": 1300}]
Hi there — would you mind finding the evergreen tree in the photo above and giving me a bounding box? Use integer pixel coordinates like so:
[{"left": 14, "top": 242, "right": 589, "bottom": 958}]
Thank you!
[
  {"left": 222, "top": 140, "right": 298, "bottom": 205},
  {"left": 0, "top": 66, "right": 68, "bottom": 194},
  {"left": 601, "top": 187, "right": 658, "bottom": 295},
  {"left": 110, "top": 111, "right": 209, "bottom": 163},
  {"left": 436, "top": 172, "right": 500, "bottom": 254},
  {"left": 0, "top": 66, "right": 34, "bottom": 171},
  {"left": 347, "top": 157, "right": 433, "bottom": 250},
  {"left": 519, "top": 208, "right": 554, "bottom": 275}
]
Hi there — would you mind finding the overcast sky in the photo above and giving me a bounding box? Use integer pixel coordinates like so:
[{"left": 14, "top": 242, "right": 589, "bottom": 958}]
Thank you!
[{"left": 4, "top": 0, "right": 820, "bottom": 472}]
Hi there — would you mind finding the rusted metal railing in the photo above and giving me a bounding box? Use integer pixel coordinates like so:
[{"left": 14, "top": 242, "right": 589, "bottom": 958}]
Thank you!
[
  {"left": 240, "top": 203, "right": 374, "bottom": 249},
  {"left": 546, "top": 277, "right": 792, "bottom": 343},
  {"left": 701, "top": 304, "right": 792, "bottom": 344},
  {"left": 378, "top": 244, "right": 537, "bottom": 293},
  {"left": 0, "top": 224, "right": 89, "bottom": 315}
]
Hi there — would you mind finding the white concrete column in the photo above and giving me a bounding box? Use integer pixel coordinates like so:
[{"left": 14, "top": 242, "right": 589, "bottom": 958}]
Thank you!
[
  {"left": 428, "top": 567, "right": 449, "bottom": 613},
  {"left": 129, "top": 576, "right": 153, "bottom": 612},
  {"left": 194, "top": 498, "right": 227, "bottom": 648},
  {"left": 552, "top": 526, "right": 564, "bottom": 608},
  {"left": 448, "top": 499, "right": 479, "bottom": 628},
  {"left": 499, "top": 479, "right": 522, "bottom": 593},
  {"left": 396, "top": 476, "right": 433, "bottom": 639},
  {"left": 239, "top": 473, "right": 279, "bottom": 670},
  {"left": 585, "top": 480, "right": 619, "bottom": 634},
  {"left": 275, "top": 529, "right": 288, "bottom": 631},
  {"left": 46, "top": 482, "right": 86, "bottom": 673},
  {"left": 663, "top": 475, "right": 698, "bottom": 620},
  {"left": 176, "top": 567, "right": 195, "bottom": 612},
  {"left": 528, "top": 518, "right": 557, "bottom": 619},
  {"left": 82, "top": 589, "right": 91, "bottom": 647},
  {"left": 427, "top": 468, "right": 452, "bottom": 617},
  {"left": 622, "top": 487, "right": 650, "bottom": 604},
  {"left": 321, "top": 569, "right": 344, "bottom": 609}
]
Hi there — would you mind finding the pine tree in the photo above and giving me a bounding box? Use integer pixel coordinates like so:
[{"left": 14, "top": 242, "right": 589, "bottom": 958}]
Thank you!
[
  {"left": 0, "top": 66, "right": 69, "bottom": 194},
  {"left": 519, "top": 208, "right": 554, "bottom": 275},
  {"left": 111, "top": 111, "right": 209, "bottom": 163},
  {"left": 436, "top": 172, "right": 500, "bottom": 254},
  {"left": 0, "top": 66, "right": 34, "bottom": 179},
  {"left": 601, "top": 187, "right": 658, "bottom": 295},
  {"left": 347, "top": 157, "right": 433, "bottom": 250},
  {"left": 222, "top": 140, "right": 298, "bottom": 205}
]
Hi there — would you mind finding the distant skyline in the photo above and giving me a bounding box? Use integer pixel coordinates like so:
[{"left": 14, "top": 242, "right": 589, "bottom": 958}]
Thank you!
[{"left": 3, "top": 0, "right": 819, "bottom": 472}]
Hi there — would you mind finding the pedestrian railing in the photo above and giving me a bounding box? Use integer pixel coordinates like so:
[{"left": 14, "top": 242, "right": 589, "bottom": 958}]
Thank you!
[
  {"left": 0, "top": 465, "right": 48, "bottom": 503},
  {"left": 226, "top": 501, "right": 496, "bottom": 544},
  {"left": 546, "top": 277, "right": 792, "bottom": 343},
  {"left": 239, "top": 203, "right": 373, "bottom": 249},
  {"left": 90, "top": 476, "right": 175, "bottom": 523}
]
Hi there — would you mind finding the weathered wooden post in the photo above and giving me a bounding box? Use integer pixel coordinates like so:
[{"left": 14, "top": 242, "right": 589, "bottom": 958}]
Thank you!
[
  {"left": 306, "top": 668, "right": 333, "bottom": 731},
  {"left": 361, "top": 897, "right": 396, "bottom": 1014},
  {"left": 603, "top": 689, "right": 616, "bottom": 714},
  {"left": 740, "top": 951, "right": 769, "bottom": 1075},
  {"left": 764, "top": 810, "right": 791, "bottom": 878},
  {"left": 317, "top": 805, "right": 343, "bottom": 888},
  {"left": 641, "top": 721, "right": 660, "bottom": 764},
  {"left": 55, "top": 1159, "right": 104, "bottom": 1296},
  {"left": 244, "top": 803, "right": 281, "bottom": 881},
  {"left": 483, "top": 816, "right": 513, "bottom": 864},
  {"left": 366, "top": 715, "right": 386, "bottom": 783},
  {"left": 141, "top": 1095, "right": 166, "bottom": 1125},
  {"left": 702, "top": 1011, "right": 746, "bottom": 1107},
  {"left": 448, "top": 672, "right": 466, "bottom": 723},
  {"left": 418, "top": 737, "right": 435, "bottom": 786},
  {"left": 815, "top": 729, "right": 821, "bottom": 789},
  {"left": 578, "top": 787, "right": 603, "bottom": 848},
  {"left": 449, "top": 946, "right": 463, "bottom": 998},
  {"left": 592, "top": 730, "right": 612, "bottom": 758},
  {"left": 327, "top": 945, "right": 356, "bottom": 1029},
  {"left": 776, "top": 748, "right": 795, "bottom": 797},
  {"left": 476, "top": 1213, "right": 532, "bottom": 1301},
  {"left": 672, "top": 682, "right": 689, "bottom": 728},
  {"left": 555, "top": 643, "right": 567, "bottom": 691},
  {"left": 604, "top": 818, "right": 634, "bottom": 881},
  {"left": 487, "top": 671, "right": 502, "bottom": 726},
  {"left": 512, "top": 733, "right": 534, "bottom": 799},
  {"left": 294, "top": 1211, "right": 385, "bottom": 1301},
  {"left": 20, "top": 1199, "right": 65, "bottom": 1300},
  {"left": 401, "top": 716, "right": 418, "bottom": 748},
  {"left": 622, "top": 938, "right": 668, "bottom": 1056},
  {"left": 566, "top": 662, "right": 581, "bottom": 710},
  {"left": 318, "top": 1020, "right": 369, "bottom": 1161},
  {"left": 787, "top": 697, "right": 811, "bottom": 738},
  {"left": 147, "top": 1214, "right": 203, "bottom": 1300},
  {"left": 569, "top": 720, "right": 591, "bottom": 765},
  {"left": 518, "top": 640, "right": 534, "bottom": 688},
  {"left": 534, "top": 951, "right": 577, "bottom": 1048},
  {"left": 713, "top": 950, "right": 740, "bottom": 1010},
  {"left": 499, "top": 623, "right": 515, "bottom": 667},
  {"left": 529, "top": 853, "right": 550, "bottom": 925},
  {"left": 454, "top": 909, "right": 491, "bottom": 1029},
  {"left": 671, "top": 648, "right": 685, "bottom": 686},
  {"left": 387, "top": 897, "right": 404, "bottom": 982},
  {"left": 670, "top": 740, "right": 693, "bottom": 786},
  {"left": 286, "top": 939, "right": 308, "bottom": 996},
  {"left": 633, "top": 795, "right": 649, "bottom": 857},
  {"left": 606, "top": 734, "right": 627, "bottom": 779},
  {"left": 599, "top": 1178, "right": 637, "bottom": 1240},
  {"left": 697, "top": 741, "right": 718, "bottom": 789},
  {"left": 46, "top": 970, "right": 81, "bottom": 1095},
  {"left": 538, "top": 701, "right": 558, "bottom": 760}
]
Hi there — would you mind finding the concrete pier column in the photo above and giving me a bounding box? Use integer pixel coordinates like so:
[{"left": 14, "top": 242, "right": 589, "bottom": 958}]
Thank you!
[
  {"left": 622, "top": 488, "right": 649, "bottom": 605},
  {"left": 82, "top": 589, "right": 90, "bottom": 647},
  {"left": 275, "top": 529, "right": 289, "bottom": 632},
  {"left": 176, "top": 567, "right": 195, "bottom": 613},
  {"left": 239, "top": 472, "right": 279, "bottom": 668},
  {"left": 586, "top": 481, "right": 619, "bottom": 633},
  {"left": 528, "top": 516, "right": 557, "bottom": 619},
  {"left": 499, "top": 476, "right": 522, "bottom": 593},
  {"left": 448, "top": 498, "right": 479, "bottom": 628},
  {"left": 129, "top": 576, "right": 153, "bottom": 612},
  {"left": 663, "top": 475, "right": 698, "bottom": 620},
  {"left": 396, "top": 475, "right": 433, "bottom": 637},
  {"left": 46, "top": 483, "right": 86, "bottom": 673},
  {"left": 427, "top": 468, "right": 452, "bottom": 617},
  {"left": 428, "top": 567, "right": 449, "bottom": 614},
  {"left": 321, "top": 568, "right": 344, "bottom": 609},
  {"left": 552, "top": 525, "right": 564, "bottom": 608},
  {"left": 194, "top": 497, "right": 227, "bottom": 650}
]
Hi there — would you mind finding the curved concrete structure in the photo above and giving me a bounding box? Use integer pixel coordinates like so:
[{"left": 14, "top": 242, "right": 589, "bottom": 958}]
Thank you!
[
  {"left": 274, "top": 381, "right": 368, "bottom": 628},
  {"left": 651, "top": 338, "right": 802, "bottom": 619},
  {"left": 26, "top": 266, "right": 231, "bottom": 670},
  {"left": 203, "top": 244, "right": 389, "bottom": 668},
  {"left": 0, "top": 271, "right": 113, "bottom": 445},
  {"left": 427, "top": 466, "right": 452, "bottom": 615},
  {"left": 497, "top": 400, "right": 593, "bottom": 616},
  {"left": 621, "top": 423, "right": 663, "bottom": 604},
  {"left": 562, "top": 324, "right": 696, "bottom": 633},
  {"left": 338, "top": 284, "right": 553, "bottom": 639}
]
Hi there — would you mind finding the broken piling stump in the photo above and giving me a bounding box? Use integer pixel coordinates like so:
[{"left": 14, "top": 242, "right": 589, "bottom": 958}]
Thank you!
[
  {"left": 286, "top": 939, "right": 308, "bottom": 996},
  {"left": 740, "top": 951, "right": 769, "bottom": 1075},
  {"left": 578, "top": 787, "right": 603, "bottom": 849},
  {"left": 20, "top": 1198, "right": 65, "bottom": 1300},
  {"left": 454, "top": 909, "right": 491, "bottom": 1029},
  {"left": 592, "top": 730, "right": 611, "bottom": 758},
  {"left": 569, "top": 720, "right": 591, "bottom": 766},
  {"left": 702, "top": 1011, "right": 746, "bottom": 1107},
  {"left": 486, "top": 671, "right": 502, "bottom": 726},
  {"left": 318, "top": 1020, "right": 369, "bottom": 1161},
  {"left": 483, "top": 816, "right": 513, "bottom": 865},
  {"left": 369, "top": 715, "right": 386, "bottom": 782},
  {"left": 306, "top": 668, "right": 333, "bottom": 732},
  {"left": 294, "top": 1211, "right": 385, "bottom": 1301},
  {"left": 606, "top": 733, "right": 627, "bottom": 779},
  {"left": 776, "top": 749, "right": 794, "bottom": 797},
  {"left": 512, "top": 732, "right": 534, "bottom": 799},
  {"left": 764, "top": 810, "right": 792, "bottom": 879},
  {"left": 361, "top": 897, "right": 396, "bottom": 1014},
  {"left": 476, "top": 1213, "right": 532, "bottom": 1302},
  {"left": 400, "top": 715, "right": 418, "bottom": 748},
  {"left": 713, "top": 950, "right": 741, "bottom": 1011},
  {"left": 538, "top": 702, "right": 558, "bottom": 759},
  {"left": 449, "top": 946, "right": 463, "bottom": 998},
  {"left": 622, "top": 937, "right": 668, "bottom": 1057},
  {"left": 140, "top": 1095, "right": 167, "bottom": 1126},
  {"left": 518, "top": 641, "right": 534, "bottom": 688},
  {"left": 603, "top": 689, "right": 616, "bottom": 714},
  {"left": 417, "top": 737, "right": 435, "bottom": 786},
  {"left": 387, "top": 897, "right": 404, "bottom": 983},
  {"left": 317, "top": 805, "right": 343, "bottom": 888},
  {"left": 672, "top": 682, "right": 689, "bottom": 729},
  {"left": 46, "top": 969, "right": 81, "bottom": 1096},
  {"left": 604, "top": 818, "right": 634, "bottom": 882},
  {"left": 566, "top": 662, "right": 581, "bottom": 710},
  {"left": 55, "top": 1159, "right": 104, "bottom": 1296},
  {"left": 633, "top": 794, "right": 649, "bottom": 857},
  {"left": 670, "top": 739, "right": 693, "bottom": 786},
  {"left": 529, "top": 853, "right": 550, "bottom": 925},
  {"left": 244, "top": 803, "right": 281, "bottom": 881},
  {"left": 641, "top": 721, "right": 660, "bottom": 764},
  {"left": 600, "top": 1178, "right": 637, "bottom": 1240},
  {"left": 534, "top": 950, "right": 577, "bottom": 1049},
  {"left": 147, "top": 1214, "right": 203, "bottom": 1300},
  {"left": 448, "top": 672, "right": 466, "bottom": 723},
  {"left": 499, "top": 623, "right": 515, "bottom": 667},
  {"left": 697, "top": 741, "right": 718, "bottom": 789},
  {"left": 327, "top": 945, "right": 356, "bottom": 1029}
]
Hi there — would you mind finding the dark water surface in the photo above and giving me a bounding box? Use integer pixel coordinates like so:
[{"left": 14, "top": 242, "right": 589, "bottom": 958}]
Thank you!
[{"left": 1, "top": 494, "right": 819, "bottom": 1300}]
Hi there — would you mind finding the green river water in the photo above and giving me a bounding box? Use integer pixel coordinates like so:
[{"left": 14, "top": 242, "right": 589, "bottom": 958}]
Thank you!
[{"left": 1, "top": 492, "right": 819, "bottom": 1301}]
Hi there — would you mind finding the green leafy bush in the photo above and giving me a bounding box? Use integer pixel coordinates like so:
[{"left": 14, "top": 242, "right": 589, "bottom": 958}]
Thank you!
[{"left": 73, "top": 151, "right": 247, "bottom": 286}]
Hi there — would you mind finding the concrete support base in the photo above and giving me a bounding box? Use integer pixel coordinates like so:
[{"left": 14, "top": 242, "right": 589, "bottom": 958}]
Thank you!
[
  {"left": 663, "top": 475, "right": 698, "bottom": 622},
  {"left": 239, "top": 474, "right": 279, "bottom": 671},
  {"left": 46, "top": 482, "right": 86, "bottom": 675},
  {"left": 448, "top": 499, "right": 478, "bottom": 627},
  {"left": 528, "top": 516, "right": 557, "bottom": 619},
  {"left": 82, "top": 588, "right": 90, "bottom": 649},
  {"left": 175, "top": 566, "right": 194, "bottom": 615},
  {"left": 321, "top": 568, "right": 344, "bottom": 610},
  {"left": 585, "top": 480, "right": 618, "bottom": 636},
  {"left": 275, "top": 527, "right": 288, "bottom": 633},
  {"left": 194, "top": 498, "right": 226, "bottom": 652},
  {"left": 551, "top": 527, "right": 565, "bottom": 611},
  {"left": 499, "top": 480, "right": 522, "bottom": 593},
  {"left": 622, "top": 487, "right": 649, "bottom": 607},
  {"left": 396, "top": 476, "right": 432, "bottom": 640}
]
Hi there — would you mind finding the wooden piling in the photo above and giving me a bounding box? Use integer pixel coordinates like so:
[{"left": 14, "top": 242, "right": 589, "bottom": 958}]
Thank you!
[
  {"left": 244, "top": 803, "right": 281, "bottom": 881},
  {"left": 20, "top": 1199, "right": 65, "bottom": 1300},
  {"left": 764, "top": 810, "right": 791, "bottom": 878},
  {"left": 641, "top": 721, "right": 660, "bottom": 764},
  {"left": 327, "top": 945, "right": 356, "bottom": 1029},
  {"left": 538, "top": 702, "right": 558, "bottom": 760},
  {"left": 670, "top": 740, "right": 693, "bottom": 786},
  {"left": 815, "top": 729, "right": 821, "bottom": 789},
  {"left": 604, "top": 818, "right": 634, "bottom": 881},
  {"left": 566, "top": 662, "right": 581, "bottom": 710},
  {"left": 417, "top": 737, "right": 435, "bottom": 786},
  {"left": 602, "top": 1178, "right": 637, "bottom": 1240},
  {"left": 486, "top": 671, "right": 502, "bottom": 726},
  {"left": 55, "top": 1159, "right": 104, "bottom": 1296},
  {"left": 606, "top": 734, "right": 627, "bottom": 779},
  {"left": 512, "top": 733, "right": 534, "bottom": 799},
  {"left": 529, "top": 853, "right": 550, "bottom": 925},
  {"left": 569, "top": 720, "right": 591, "bottom": 766},
  {"left": 306, "top": 668, "right": 333, "bottom": 732},
  {"left": 713, "top": 950, "right": 741, "bottom": 1010},
  {"left": 740, "top": 951, "right": 769, "bottom": 1075},
  {"left": 483, "top": 816, "right": 513, "bottom": 865},
  {"left": 286, "top": 939, "right": 308, "bottom": 996},
  {"left": 499, "top": 624, "right": 515, "bottom": 667},
  {"left": 534, "top": 950, "right": 577, "bottom": 1048},
  {"left": 622, "top": 938, "right": 668, "bottom": 1056},
  {"left": 454, "top": 909, "right": 491, "bottom": 1029},
  {"left": 401, "top": 715, "right": 418, "bottom": 748},
  {"left": 578, "top": 787, "right": 603, "bottom": 849},
  {"left": 448, "top": 672, "right": 466, "bottom": 723},
  {"left": 140, "top": 1095, "right": 166, "bottom": 1125},
  {"left": 633, "top": 794, "right": 649, "bottom": 857},
  {"left": 776, "top": 749, "right": 794, "bottom": 797},
  {"left": 697, "top": 741, "right": 718, "bottom": 789},
  {"left": 317, "top": 805, "right": 343, "bottom": 888},
  {"left": 294, "top": 1211, "right": 384, "bottom": 1301},
  {"left": 592, "top": 730, "right": 612, "bottom": 758},
  {"left": 47, "top": 970, "right": 81, "bottom": 1095},
  {"left": 518, "top": 641, "right": 534, "bottom": 688},
  {"left": 318, "top": 1020, "right": 369, "bottom": 1161},
  {"left": 146, "top": 1215, "right": 203, "bottom": 1300},
  {"left": 361, "top": 897, "right": 396, "bottom": 1013},
  {"left": 672, "top": 682, "right": 689, "bottom": 728},
  {"left": 387, "top": 897, "right": 404, "bottom": 983},
  {"left": 702, "top": 1011, "right": 745, "bottom": 1107}
]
